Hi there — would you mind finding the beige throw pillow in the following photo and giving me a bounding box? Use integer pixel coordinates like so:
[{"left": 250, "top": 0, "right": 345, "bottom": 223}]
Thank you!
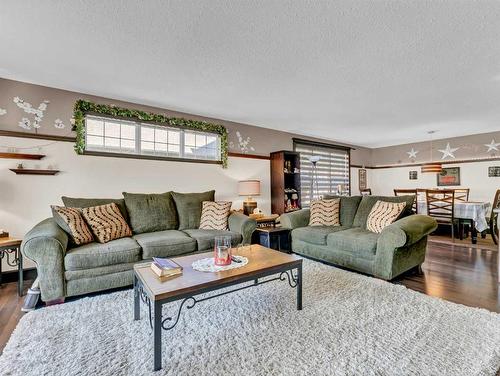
[
  {"left": 309, "top": 199, "right": 341, "bottom": 226},
  {"left": 51, "top": 206, "right": 94, "bottom": 245},
  {"left": 199, "top": 201, "right": 232, "bottom": 231},
  {"left": 81, "top": 203, "right": 132, "bottom": 243},
  {"left": 366, "top": 200, "right": 406, "bottom": 233}
]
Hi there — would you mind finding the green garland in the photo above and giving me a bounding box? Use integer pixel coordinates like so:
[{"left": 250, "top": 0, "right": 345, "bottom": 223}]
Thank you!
[{"left": 73, "top": 99, "right": 228, "bottom": 168}]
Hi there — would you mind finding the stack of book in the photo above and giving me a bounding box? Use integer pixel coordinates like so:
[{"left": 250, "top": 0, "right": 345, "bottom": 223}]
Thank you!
[{"left": 150, "top": 257, "right": 183, "bottom": 281}]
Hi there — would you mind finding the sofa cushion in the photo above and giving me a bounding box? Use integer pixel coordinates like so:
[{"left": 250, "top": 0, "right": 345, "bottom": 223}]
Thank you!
[
  {"left": 133, "top": 230, "right": 197, "bottom": 259},
  {"left": 327, "top": 228, "right": 379, "bottom": 259},
  {"left": 322, "top": 195, "right": 362, "bottom": 227},
  {"left": 64, "top": 237, "right": 141, "bottom": 271},
  {"left": 182, "top": 229, "right": 242, "bottom": 251},
  {"left": 352, "top": 195, "right": 415, "bottom": 229},
  {"left": 123, "top": 192, "right": 178, "bottom": 234},
  {"left": 62, "top": 196, "right": 129, "bottom": 223},
  {"left": 292, "top": 226, "right": 349, "bottom": 246},
  {"left": 171, "top": 191, "right": 215, "bottom": 230}
]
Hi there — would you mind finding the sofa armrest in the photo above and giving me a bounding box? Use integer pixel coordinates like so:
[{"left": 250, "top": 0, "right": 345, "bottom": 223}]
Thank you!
[
  {"left": 280, "top": 209, "right": 310, "bottom": 229},
  {"left": 374, "top": 215, "right": 437, "bottom": 280},
  {"left": 228, "top": 212, "right": 257, "bottom": 245},
  {"left": 21, "top": 218, "right": 69, "bottom": 302}
]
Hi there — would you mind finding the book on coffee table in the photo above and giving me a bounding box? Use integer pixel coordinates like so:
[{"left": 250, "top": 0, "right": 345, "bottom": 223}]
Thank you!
[{"left": 151, "top": 257, "right": 183, "bottom": 278}]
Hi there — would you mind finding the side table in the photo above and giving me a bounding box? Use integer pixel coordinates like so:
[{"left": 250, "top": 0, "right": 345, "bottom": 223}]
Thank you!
[
  {"left": 253, "top": 226, "right": 291, "bottom": 253},
  {"left": 0, "top": 237, "right": 23, "bottom": 296}
]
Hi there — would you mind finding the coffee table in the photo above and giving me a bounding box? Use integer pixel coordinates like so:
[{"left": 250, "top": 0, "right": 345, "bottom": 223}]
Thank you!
[{"left": 133, "top": 244, "right": 303, "bottom": 371}]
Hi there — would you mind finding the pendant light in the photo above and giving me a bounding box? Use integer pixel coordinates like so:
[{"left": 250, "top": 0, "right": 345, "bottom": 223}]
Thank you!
[{"left": 421, "top": 131, "right": 442, "bottom": 173}]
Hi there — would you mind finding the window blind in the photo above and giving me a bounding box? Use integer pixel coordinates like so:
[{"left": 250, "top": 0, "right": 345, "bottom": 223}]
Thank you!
[{"left": 294, "top": 140, "right": 350, "bottom": 207}]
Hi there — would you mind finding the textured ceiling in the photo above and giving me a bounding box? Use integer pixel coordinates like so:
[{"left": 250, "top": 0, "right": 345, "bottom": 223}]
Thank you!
[{"left": 1, "top": 1, "right": 500, "bottom": 147}]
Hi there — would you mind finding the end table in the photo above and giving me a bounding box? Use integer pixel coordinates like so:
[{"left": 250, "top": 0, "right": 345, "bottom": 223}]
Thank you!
[
  {"left": 0, "top": 237, "right": 23, "bottom": 296},
  {"left": 253, "top": 226, "right": 291, "bottom": 253}
]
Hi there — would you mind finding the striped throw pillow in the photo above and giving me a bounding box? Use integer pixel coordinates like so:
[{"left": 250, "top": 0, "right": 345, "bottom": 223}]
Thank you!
[
  {"left": 309, "top": 199, "right": 340, "bottom": 226},
  {"left": 81, "top": 203, "right": 132, "bottom": 243},
  {"left": 366, "top": 200, "right": 406, "bottom": 233},
  {"left": 199, "top": 201, "right": 232, "bottom": 231},
  {"left": 51, "top": 206, "right": 94, "bottom": 245}
]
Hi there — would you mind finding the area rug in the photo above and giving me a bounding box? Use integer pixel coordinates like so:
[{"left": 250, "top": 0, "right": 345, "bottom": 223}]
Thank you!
[{"left": 1, "top": 259, "right": 499, "bottom": 376}]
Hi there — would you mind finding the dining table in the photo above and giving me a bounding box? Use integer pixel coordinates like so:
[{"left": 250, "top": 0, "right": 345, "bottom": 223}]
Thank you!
[{"left": 417, "top": 200, "right": 491, "bottom": 244}]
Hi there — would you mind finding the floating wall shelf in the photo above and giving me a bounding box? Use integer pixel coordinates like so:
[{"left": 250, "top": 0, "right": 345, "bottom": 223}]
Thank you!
[
  {"left": 0, "top": 152, "right": 45, "bottom": 160},
  {"left": 9, "top": 169, "right": 60, "bottom": 176}
]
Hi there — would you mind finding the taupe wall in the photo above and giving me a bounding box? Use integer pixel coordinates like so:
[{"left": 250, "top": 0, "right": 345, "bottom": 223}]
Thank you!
[{"left": 0, "top": 78, "right": 370, "bottom": 165}]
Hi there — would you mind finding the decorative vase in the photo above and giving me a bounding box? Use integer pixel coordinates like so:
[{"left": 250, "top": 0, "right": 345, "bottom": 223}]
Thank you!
[{"left": 214, "top": 235, "right": 232, "bottom": 266}]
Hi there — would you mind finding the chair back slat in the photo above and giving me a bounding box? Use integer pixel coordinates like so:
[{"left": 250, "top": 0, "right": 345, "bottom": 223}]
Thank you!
[
  {"left": 426, "top": 189, "right": 455, "bottom": 222},
  {"left": 394, "top": 189, "right": 418, "bottom": 213},
  {"left": 454, "top": 188, "right": 469, "bottom": 202}
]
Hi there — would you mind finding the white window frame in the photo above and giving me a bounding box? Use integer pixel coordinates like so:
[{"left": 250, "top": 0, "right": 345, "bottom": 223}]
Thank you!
[{"left": 84, "top": 115, "right": 222, "bottom": 163}]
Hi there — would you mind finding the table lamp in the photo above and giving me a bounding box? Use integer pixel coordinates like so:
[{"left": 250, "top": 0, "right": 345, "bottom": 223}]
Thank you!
[{"left": 238, "top": 180, "right": 261, "bottom": 215}]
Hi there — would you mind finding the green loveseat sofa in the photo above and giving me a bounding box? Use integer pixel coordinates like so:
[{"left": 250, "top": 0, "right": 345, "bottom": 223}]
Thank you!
[
  {"left": 280, "top": 195, "right": 437, "bottom": 280},
  {"left": 22, "top": 191, "right": 257, "bottom": 303}
]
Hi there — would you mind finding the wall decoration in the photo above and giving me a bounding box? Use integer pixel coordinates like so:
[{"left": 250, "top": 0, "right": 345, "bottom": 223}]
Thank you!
[
  {"left": 73, "top": 100, "right": 229, "bottom": 168},
  {"left": 437, "top": 167, "right": 461, "bottom": 186},
  {"left": 409, "top": 171, "right": 418, "bottom": 180},
  {"left": 358, "top": 168, "right": 367, "bottom": 190},
  {"left": 406, "top": 148, "right": 418, "bottom": 160},
  {"left": 438, "top": 143, "right": 459, "bottom": 159},
  {"left": 13, "top": 97, "right": 50, "bottom": 130},
  {"left": 54, "top": 119, "right": 65, "bottom": 129},
  {"left": 234, "top": 131, "right": 255, "bottom": 153},
  {"left": 485, "top": 139, "right": 500, "bottom": 153},
  {"left": 488, "top": 166, "right": 500, "bottom": 177},
  {"left": 0, "top": 108, "right": 6, "bottom": 116}
]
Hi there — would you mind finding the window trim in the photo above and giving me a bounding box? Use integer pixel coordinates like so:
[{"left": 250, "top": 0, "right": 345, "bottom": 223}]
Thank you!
[
  {"left": 293, "top": 139, "right": 352, "bottom": 205},
  {"left": 83, "top": 113, "right": 223, "bottom": 165}
]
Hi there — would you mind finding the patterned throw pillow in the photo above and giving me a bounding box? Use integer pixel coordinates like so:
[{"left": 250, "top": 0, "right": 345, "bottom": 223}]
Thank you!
[
  {"left": 366, "top": 200, "right": 406, "bottom": 234},
  {"left": 309, "top": 199, "right": 341, "bottom": 226},
  {"left": 81, "top": 203, "right": 132, "bottom": 243},
  {"left": 199, "top": 201, "right": 232, "bottom": 231},
  {"left": 51, "top": 206, "right": 94, "bottom": 245}
]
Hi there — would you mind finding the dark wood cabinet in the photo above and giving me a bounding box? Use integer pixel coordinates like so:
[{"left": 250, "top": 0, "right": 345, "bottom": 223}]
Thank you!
[{"left": 270, "top": 151, "right": 301, "bottom": 215}]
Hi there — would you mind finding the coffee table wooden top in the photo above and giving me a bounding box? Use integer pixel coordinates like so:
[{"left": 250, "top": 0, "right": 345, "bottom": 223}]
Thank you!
[{"left": 134, "top": 244, "right": 301, "bottom": 301}]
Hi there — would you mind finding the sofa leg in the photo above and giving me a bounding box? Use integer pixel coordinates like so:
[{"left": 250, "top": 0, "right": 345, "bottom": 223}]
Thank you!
[
  {"left": 416, "top": 264, "right": 424, "bottom": 275},
  {"left": 46, "top": 298, "right": 65, "bottom": 306}
]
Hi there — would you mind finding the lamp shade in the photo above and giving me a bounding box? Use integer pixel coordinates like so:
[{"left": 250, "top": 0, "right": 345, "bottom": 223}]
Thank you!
[
  {"left": 421, "top": 163, "right": 443, "bottom": 173},
  {"left": 238, "top": 180, "right": 261, "bottom": 196}
]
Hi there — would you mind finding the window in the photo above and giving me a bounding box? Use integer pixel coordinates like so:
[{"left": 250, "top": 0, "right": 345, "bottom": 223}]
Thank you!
[
  {"left": 85, "top": 115, "right": 221, "bottom": 162},
  {"left": 294, "top": 139, "right": 350, "bottom": 207}
]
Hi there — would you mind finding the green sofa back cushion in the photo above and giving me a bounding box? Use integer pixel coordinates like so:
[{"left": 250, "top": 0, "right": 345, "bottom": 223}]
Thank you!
[
  {"left": 171, "top": 190, "right": 215, "bottom": 230},
  {"left": 352, "top": 195, "right": 415, "bottom": 229},
  {"left": 322, "top": 195, "right": 362, "bottom": 227},
  {"left": 61, "top": 196, "right": 129, "bottom": 222},
  {"left": 122, "top": 192, "right": 178, "bottom": 234}
]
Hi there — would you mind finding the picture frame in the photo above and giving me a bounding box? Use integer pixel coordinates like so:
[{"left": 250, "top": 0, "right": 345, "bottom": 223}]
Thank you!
[
  {"left": 437, "top": 167, "right": 460, "bottom": 186},
  {"left": 409, "top": 171, "right": 418, "bottom": 180},
  {"left": 488, "top": 166, "right": 500, "bottom": 177},
  {"left": 358, "top": 169, "right": 367, "bottom": 191}
]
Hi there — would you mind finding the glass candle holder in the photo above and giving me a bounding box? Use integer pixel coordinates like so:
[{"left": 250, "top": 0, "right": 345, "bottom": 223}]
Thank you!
[{"left": 214, "top": 235, "right": 232, "bottom": 266}]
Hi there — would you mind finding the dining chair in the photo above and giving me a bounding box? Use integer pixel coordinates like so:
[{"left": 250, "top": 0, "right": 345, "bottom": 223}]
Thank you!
[
  {"left": 393, "top": 189, "right": 418, "bottom": 213},
  {"left": 488, "top": 189, "right": 500, "bottom": 245},
  {"left": 360, "top": 188, "right": 372, "bottom": 196},
  {"left": 454, "top": 188, "right": 470, "bottom": 238},
  {"left": 426, "top": 189, "right": 457, "bottom": 239}
]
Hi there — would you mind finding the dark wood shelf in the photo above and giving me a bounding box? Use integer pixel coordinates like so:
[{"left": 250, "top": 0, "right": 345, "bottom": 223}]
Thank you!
[
  {"left": 0, "top": 152, "right": 45, "bottom": 160},
  {"left": 9, "top": 169, "right": 60, "bottom": 175}
]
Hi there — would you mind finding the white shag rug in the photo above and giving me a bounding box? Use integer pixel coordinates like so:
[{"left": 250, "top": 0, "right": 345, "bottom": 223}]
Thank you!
[{"left": 1, "top": 259, "right": 500, "bottom": 376}]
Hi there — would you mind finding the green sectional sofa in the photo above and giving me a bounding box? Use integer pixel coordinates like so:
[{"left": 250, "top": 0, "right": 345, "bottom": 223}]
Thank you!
[
  {"left": 280, "top": 195, "right": 437, "bottom": 280},
  {"left": 22, "top": 191, "right": 257, "bottom": 303}
]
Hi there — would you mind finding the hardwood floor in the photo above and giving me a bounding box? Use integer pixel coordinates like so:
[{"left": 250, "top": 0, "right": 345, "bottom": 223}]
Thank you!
[{"left": 0, "top": 239, "right": 498, "bottom": 354}]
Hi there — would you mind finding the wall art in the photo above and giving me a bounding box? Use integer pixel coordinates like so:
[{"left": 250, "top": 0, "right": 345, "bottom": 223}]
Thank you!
[
  {"left": 437, "top": 167, "right": 461, "bottom": 186},
  {"left": 488, "top": 166, "right": 500, "bottom": 177},
  {"left": 409, "top": 171, "right": 418, "bottom": 180},
  {"left": 358, "top": 168, "right": 367, "bottom": 190}
]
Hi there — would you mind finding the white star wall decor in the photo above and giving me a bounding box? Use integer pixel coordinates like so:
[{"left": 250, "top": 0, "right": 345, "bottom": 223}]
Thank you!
[
  {"left": 438, "top": 143, "right": 459, "bottom": 159},
  {"left": 0, "top": 108, "right": 6, "bottom": 116},
  {"left": 484, "top": 139, "right": 500, "bottom": 153},
  {"left": 407, "top": 148, "right": 418, "bottom": 159}
]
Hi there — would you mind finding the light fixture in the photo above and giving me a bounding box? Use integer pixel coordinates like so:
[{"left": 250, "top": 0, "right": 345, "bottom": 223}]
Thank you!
[
  {"left": 238, "top": 180, "right": 261, "bottom": 215},
  {"left": 421, "top": 131, "right": 442, "bottom": 174}
]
